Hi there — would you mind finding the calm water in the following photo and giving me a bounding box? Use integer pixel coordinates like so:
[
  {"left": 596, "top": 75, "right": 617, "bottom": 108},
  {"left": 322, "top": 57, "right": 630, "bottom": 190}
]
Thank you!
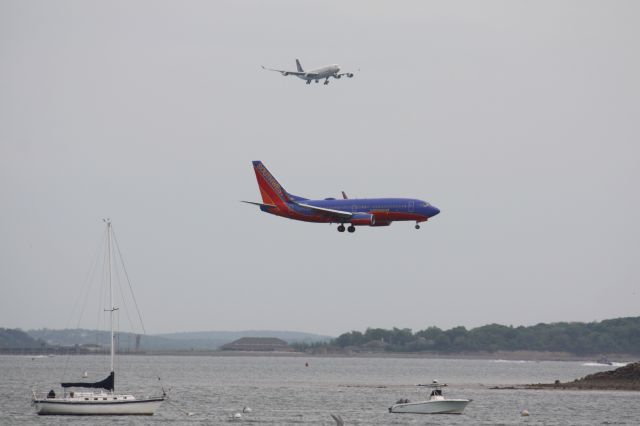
[{"left": 2, "top": 354, "right": 638, "bottom": 425}]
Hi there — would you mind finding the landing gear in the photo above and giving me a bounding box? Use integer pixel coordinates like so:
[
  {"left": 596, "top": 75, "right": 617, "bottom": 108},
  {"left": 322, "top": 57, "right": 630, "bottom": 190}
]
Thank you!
[
  {"left": 315, "top": 79, "right": 319, "bottom": 83},
  {"left": 337, "top": 224, "right": 355, "bottom": 233},
  {"left": 324, "top": 79, "right": 330, "bottom": 85},
  {"left": 306, "top": 80, "right": 311, "bottom": 85},
  {"left": 415, "top": 223, "right": 421, "bottom": 230}
]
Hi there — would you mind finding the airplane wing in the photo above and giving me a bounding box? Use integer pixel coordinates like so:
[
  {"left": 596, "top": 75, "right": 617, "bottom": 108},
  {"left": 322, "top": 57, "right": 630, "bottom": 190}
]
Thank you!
[
  {"left": 244, "top": 199, "right": 355, "bottom": 221},
  {"left": 261, "top": 65, "right": 305, "bottom": 77},
  {"left": 241, "top": 201, "right": 276, "bottom": 208},
  {"left": 296, "top": 202, "right": 353, "bottom": 220}
]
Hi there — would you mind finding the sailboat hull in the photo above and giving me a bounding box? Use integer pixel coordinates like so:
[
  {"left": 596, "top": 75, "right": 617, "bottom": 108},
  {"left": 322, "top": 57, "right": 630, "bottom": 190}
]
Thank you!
[{"left": 34, "top": 397, "right": 164, "bottom": 415}]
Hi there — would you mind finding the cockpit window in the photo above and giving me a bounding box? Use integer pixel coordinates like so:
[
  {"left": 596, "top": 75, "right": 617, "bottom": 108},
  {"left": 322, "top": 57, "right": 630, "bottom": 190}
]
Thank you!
[{"left": 422, "top": 202, "right": 430, "bottom": 207}]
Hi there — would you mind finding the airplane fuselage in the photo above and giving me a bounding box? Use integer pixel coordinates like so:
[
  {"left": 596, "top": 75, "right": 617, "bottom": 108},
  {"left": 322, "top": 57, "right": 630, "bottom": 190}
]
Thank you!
[
  {"left": 296, "top": 65, "right": 341, "bottom": 81},
  {"left": 260, "top": 197, "right": 439, "bottom": 226}
]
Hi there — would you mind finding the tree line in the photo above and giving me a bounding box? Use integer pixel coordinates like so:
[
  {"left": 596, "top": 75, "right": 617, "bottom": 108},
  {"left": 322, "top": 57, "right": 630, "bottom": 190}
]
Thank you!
[{"left": 294, "top": 317, "right": 640, "bottom": 355}]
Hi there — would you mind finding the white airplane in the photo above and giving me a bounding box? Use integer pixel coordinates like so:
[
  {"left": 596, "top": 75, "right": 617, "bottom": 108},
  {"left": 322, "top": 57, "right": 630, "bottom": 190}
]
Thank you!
[{"left": 261, "top": 59, "right": 355, "bottom": 85}]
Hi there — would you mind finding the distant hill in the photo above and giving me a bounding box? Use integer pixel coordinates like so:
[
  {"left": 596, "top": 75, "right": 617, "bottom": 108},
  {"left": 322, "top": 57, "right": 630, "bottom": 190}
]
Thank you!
[
  {"left": 0, "top": 328, "right": 44, "bottom": 349},
  {"left": 27, "top": 328, "right": 332, "bottom": 351},
  {"left": 157, "top": 330, "right": 333, "bottom": 346},
  {"left": 220, "top": 337, "right": 295, "bottom": 352},
  {"left": 27, "top": 328, "right": 219, "bottom": 351}
]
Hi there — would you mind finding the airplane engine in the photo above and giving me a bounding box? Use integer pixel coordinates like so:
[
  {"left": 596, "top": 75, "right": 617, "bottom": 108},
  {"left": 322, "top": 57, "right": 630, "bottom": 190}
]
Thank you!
[
  {"left": 371, "top": 221, "right": 391, "bottom": 227},
  {"left": 347, "top": 73, "right": 354, "bottom": 78},
  {"left": 351, "top": 213, "right": 375, "bottom": 226},
  {"left": 335, "top": 75, "right": 341, "bottom": 79},
  {"left": 282, "top": 72, "right": 289, "bottom": 76}
]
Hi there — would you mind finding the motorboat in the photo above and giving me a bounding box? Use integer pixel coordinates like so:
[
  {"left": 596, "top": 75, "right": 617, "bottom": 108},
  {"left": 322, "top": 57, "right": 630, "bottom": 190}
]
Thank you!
[
  {"left": 389, "top": 380, "right": 471, "bottom": 414},
  {"left": 32, "top": 220, "right": 165, "bottom": 415},
  {"left": 596, "top": 355, "right": 613, "bottom": 366}
]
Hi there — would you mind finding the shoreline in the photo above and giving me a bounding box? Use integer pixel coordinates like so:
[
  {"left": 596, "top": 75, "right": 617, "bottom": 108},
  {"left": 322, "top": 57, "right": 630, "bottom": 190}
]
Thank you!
[
  {"left": 140, "top": 349, "right": 639, "bottom": 363},
  {"left": 516, "top": 361, "right": 640, "bottom": 391},
  {"left": 3, "top": 349, "right": 637, "bottom": 363}
]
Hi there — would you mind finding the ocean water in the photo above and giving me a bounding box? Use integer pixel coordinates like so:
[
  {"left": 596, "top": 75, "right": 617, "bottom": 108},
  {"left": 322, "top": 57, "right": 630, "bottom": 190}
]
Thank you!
[{"left": 2, "top": 354, "right": 639, "bottom": 425}]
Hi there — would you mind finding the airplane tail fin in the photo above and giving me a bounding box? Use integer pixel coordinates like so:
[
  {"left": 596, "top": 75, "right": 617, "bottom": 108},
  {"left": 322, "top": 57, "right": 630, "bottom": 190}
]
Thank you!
[
  {"left": 252, "top": 161, "right": 293, "bottom": 207},
  {"left": 296, "top": 59, "right": 304, "bottom": 72}
]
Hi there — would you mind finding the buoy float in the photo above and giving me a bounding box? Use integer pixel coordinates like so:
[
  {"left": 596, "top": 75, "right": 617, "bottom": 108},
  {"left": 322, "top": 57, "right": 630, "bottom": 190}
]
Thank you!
[
  {"left": 233, "top": 412, "right": 242, "bottom": 419},
  {"left": 242, "top": 406, "right": 252, "bottom": 413},
  {"left": 521, "top": 409, "right": 530, "bottom": 416}
]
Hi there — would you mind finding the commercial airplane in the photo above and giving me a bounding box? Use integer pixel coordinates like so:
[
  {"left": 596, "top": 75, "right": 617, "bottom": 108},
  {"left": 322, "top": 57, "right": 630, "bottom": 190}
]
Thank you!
[
  {"left": 261, "top": 59, "right": 355, "bottom": 85},
  {"left": 243, "top": 161, "right": 440, "bottom": 233}
]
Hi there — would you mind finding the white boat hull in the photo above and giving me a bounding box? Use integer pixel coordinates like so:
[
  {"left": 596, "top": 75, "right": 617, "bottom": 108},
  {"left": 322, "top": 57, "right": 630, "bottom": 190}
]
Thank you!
[
  {"left": 34, "top": 397, "right": 164, "bottom": 415},
  {"left": 389, "top": 399, "right": 470, "bottom": 414}
]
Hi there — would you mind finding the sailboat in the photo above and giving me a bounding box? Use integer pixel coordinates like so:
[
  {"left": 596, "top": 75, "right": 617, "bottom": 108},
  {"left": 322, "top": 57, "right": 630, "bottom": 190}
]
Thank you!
[{"left": 32, "top": 220, "right": 165, "bottom": 415}]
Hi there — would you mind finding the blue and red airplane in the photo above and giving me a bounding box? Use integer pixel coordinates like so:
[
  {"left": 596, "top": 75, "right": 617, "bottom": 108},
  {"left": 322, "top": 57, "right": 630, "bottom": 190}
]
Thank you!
[{"left": 243, "top": 161, "right": 440, "bottom": 233}]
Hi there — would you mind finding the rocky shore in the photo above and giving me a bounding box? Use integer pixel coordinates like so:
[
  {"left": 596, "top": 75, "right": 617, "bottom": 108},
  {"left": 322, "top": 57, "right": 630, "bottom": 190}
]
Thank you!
[{"left": 527, "top": 362, "right": 640, "bottom": 391}]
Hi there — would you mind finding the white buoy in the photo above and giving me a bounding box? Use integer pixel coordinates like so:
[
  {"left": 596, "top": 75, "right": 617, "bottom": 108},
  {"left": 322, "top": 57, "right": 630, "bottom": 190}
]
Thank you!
[
  {"left": 233, "top": 412, "right": 242, "bottom": 420},
  {"left": 242, "top": 406, "right": 252, "bottom": 413},
  {"left": 82, "top": 371, "right": 88, "bottom": 378},
  {"left": 521, "top": 409, "right": 530, "bottom": 416}
]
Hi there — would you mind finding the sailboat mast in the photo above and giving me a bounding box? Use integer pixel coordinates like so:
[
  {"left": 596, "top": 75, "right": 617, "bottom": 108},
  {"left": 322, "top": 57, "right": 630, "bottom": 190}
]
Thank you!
[{"left": 106, "top": 219, "right": 115, "bottom": 374}]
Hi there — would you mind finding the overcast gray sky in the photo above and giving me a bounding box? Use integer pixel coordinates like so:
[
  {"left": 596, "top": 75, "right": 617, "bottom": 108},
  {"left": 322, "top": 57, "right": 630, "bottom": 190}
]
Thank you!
[{"left": 1, "top": 1, "right": 639, "bottom": 336}]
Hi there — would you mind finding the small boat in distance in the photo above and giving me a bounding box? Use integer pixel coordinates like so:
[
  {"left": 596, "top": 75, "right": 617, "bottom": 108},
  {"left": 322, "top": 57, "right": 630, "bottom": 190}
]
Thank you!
[
  {"left": 389, "top": 380, "right": 471, "bottom": 415},
  {"left": 596, "top": 355, "right": 613, "bottom": 366},
  {"left": 32, "top": 220, "right": 165, "bottom": 415}
]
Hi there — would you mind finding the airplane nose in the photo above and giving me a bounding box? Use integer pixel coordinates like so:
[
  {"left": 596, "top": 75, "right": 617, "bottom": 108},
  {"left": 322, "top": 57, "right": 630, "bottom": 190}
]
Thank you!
[{"left": 431, "top": 206, "right": 440, "bottom": 217}]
